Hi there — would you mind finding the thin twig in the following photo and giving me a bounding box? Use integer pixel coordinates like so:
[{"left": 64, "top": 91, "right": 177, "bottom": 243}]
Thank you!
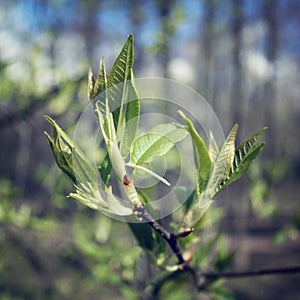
[
  {"left": 203, "top": 265, "right": 300, "bottom": 279},
  {"left": 138, "top": 205, "right": 185, "bottom": 265},
  {"left": 147, "top": 265, "right": 300, "bottom": 299}
]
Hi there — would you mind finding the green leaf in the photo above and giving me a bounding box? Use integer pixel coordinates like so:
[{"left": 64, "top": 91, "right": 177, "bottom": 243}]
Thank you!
[
  {"left": 120, "top": 69, "right": 140, "bottom": 158},
  {"left": 178, "top": 111, "right": 211, "bottom": 192},
  {"left": 130, "top": 132, "right": 174, "bottom": 165},
  {"left": 128, "top": 122, "right": 187, "bottom": 169},
  {"left": 105, "top": 186, "right": 133, "bottom": 216},
  {"left": 221, "top": 143, "right": 265, "bottom": 191},
  {"left": 206, "top": 124, "right": 238, "bottom": 196},
  {"left": 128, "top": 222, "right": 166, "bottom": 265},
  {"left": 180, "top": 195, "right": 213, "bottom": 230},
  {"left": 94, "top": 57, "right": 108, "bottom": 99},
  {"left": 45, "top": 131, "right": 77, "bottom": 184},
  {"left": 217, "top": 127, "right": 267, "bottom": 193},
  {"left": 98, "top": 153, "right": 112, "bottom": 187},
  {"left": 88, "top": 67, "right": 96, "bottom": 100},
  {"left": 107, "top": 34, "right": 134, "bottom": 132},
  {"left": 44, "top": 116, "right": 98, "bottom": 190},
  {"left": 208, "top": 131, "right": 219, "bottom": 162},
  {"left": 150, "top": 122, "right": 188, "bottom": 143}
]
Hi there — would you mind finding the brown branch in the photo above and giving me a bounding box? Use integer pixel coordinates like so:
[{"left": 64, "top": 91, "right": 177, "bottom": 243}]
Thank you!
[
  {"left": 147, "top": 265, "right": 300, "bottom": 299},
  {"left": 203, "top": 265, "right": 300, "bottom": 280},
  {"left": 131, "top": 185, "right": 300, "bottom": 297},
  {"left": 134, "top": 203, "right": 186, "bottom": 265},
  {"left": 133, "top": 203, "right": 202, "bottom": 294}
]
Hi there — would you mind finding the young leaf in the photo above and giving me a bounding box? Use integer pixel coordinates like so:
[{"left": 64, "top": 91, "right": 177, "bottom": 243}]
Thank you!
[
  {"left": 208, "top": 131, "right": 219, "bottom": 162},
  {"left": 130, "top": 120, "right": 187, "bottom": 165},
  {"left": 217, "top": 127, "right": 267, "bottom": 192},
  {"left": 120, "top": 70, "right": 140, "bottom": 158},
  {"left": 130, "top": 132, "right": 175, "bottom": 165},
  {"left": 88, "top": 67, "right": 96, "bottom": 100},
  {"left": 128, "top": 222, "right": 166, "bottom": 265},
  {"left": 150, "top": 123, "right": 188, "bottom": 144},
  {"left": 45, "top": 131, "right": 77, "bottom": 184},
  {"left": 206, "top": 124, "right": 238, "bottom": 197},
  {"left": 178, "top": 111, "right": 211, "bottom": 193},
  {"left": 44, "top": 115, "right": 98, "bottom": 190},
  {"left": 94, "top": 57, "right": 108, "bottom": 99},
  {"left": 107, "top": 34, "right": 134, "bottom": 132},
  {"left": 105, "top": 186, "right": 133, "bottom": 216},
  {"left": 180, "top": 194, "right": 213, "bottom": 230},
  {"left": 98, "top": 153, "right": 112, "bottom": 186}
]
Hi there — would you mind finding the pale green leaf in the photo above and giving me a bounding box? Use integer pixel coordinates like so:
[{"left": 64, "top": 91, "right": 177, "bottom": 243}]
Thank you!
[
  {"left": 130, "top": 132, "right": 174, "bottom": 165},
  {"left": 106, "top": 186, "right": 133, "bottom": 216},
  {"left": 180, "top": 194, "right": 213, "bottom": 229},
  {"left": 208, "top": 131, "right": 219, "bottom": 162},
  {"left": 88, "top": 67, "right": 96, "bottom": 100},
  {"left": 98, "top": 153, "right": 112, "bottom": 186},
  {"left": 216, "top": 127, "right": 267, "bottom": 192},
  {"left": 94, "top": 57, "right": 108, "bottom": 99},
  {"left": 44, "top": 115, "right": 98, "bottom": 190},
  {"left": 72, "top": 150, "right": 99, "bottom": 191},
  {"left": 120, "top": 69, "right": 140, "bottom": 158},
  {"left": 44, "top": 130, "right": 77, "bottom": 184},
  {"left": 178, "top": 111, "right": 211, "bottom": 192},
  {"left": 107, "top": 34, "right": 134, "bottom": 132},
  {"left": 206, "top": 124, "right": 238, "bottom": 196},
  {"left": 129, "top": 120, "right": 188, "bottom": 166},
  {"left": 150, "top": 122, "right": 188, "bottom": 144}
]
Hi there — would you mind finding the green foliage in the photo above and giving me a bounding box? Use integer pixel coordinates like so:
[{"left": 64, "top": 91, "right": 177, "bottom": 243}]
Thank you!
[
  {"left": 129, "top": 222, "right": 166, "bottom": 265},
  {"left": 45, "top": 34, "right": 267, "bottom": 299},
  {"left": 130, "top": 123, "right": 187, "bottom": 165},
  {"left": 178, "top": 111, "right": 212, "bottom": 193},
  {"left": 218, "top": 127, "right": 267, "bottom": 192},
  {"left": 179, "top": 122, "right": 266, "bottom": 231}
]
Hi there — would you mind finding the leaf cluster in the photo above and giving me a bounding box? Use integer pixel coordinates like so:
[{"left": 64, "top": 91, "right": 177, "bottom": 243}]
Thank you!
[{"left": 44, "top": 34, "right": 267, "bottom": 296}]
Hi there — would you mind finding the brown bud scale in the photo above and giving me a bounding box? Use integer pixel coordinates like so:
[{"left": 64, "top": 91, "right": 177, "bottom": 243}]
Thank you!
[{"left": 123, "top": 174, "right": 131, "bottom": 186}]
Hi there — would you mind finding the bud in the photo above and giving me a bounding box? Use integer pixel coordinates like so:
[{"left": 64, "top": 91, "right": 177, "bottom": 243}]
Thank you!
[
  {"left": 44, "top": 116, "right": 98, "bottom": 190},
  {"left": 45, "top": 115, "right": 132, "bottom": 217}
]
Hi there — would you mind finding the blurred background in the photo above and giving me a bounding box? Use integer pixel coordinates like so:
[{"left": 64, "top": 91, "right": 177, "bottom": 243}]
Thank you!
[{"left": 0, "top": 0, "right": 300, "bottom": 299}]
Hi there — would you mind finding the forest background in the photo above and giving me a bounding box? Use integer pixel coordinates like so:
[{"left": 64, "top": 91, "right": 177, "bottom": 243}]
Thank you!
[{"left": 0, "top": 1, "right": 300, "bottom": 299}]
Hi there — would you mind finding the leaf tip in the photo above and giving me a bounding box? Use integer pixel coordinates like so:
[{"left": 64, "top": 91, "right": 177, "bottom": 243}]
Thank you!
[
  {"left": 128, "top": 33, "right": 134, "bottom": 41},
  {"left": 43, "top": 115, "right": 55, "bottom": 125}
]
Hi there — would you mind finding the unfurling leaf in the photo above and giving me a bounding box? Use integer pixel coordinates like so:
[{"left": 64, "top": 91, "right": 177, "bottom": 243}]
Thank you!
[
  {"left": 44, "top": 115, "right": 132, "bottom": 216},
  {"left": 108, "top": 34, "right": 134, "bottom": 132},
  {"left": 178, "top": 111, "right": 211, "bottom": 193},
  {"left": 94, "top": 57, "right": 108, "bottom": 99},
  {"left": 217, "top": 127, "right": 267, "bottom": 193},
  {"left": 90, "top": 34, "right": 140, "bottom": 161},
  {"left": 205, "top": 124, "right": 238, "bottom": 197},
  {"left": 98, "top": 153, "right": 112, "bottom": 186},
  {"left": 120, "top": 69, "right": 140, "bottom": 158},
  {"left": 130, "top": 122, "right": 187, "bottom": 166},
  {"left": 44, "top": 115, "right": 98, "bottom": 190}
]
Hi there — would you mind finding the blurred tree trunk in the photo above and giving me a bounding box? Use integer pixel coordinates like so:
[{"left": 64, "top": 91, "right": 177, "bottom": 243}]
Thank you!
[
  {"left": 155, "top": 0, "right": 179, "bottom": 78},
  {"left": 262, "top": 0, "right": 279, "bottom": 154},
  {"left": 79, "top": 0, "right": 102, "bottom": 60},
  {"left": 128, "top": 0, "right": 145, "bottom": 70},
  {"left": 200, "top": 0, "right": 217, "bottom": 103},
  {"left": 228, "top": 0, "right": 251, "bottom": 269},
  {"left": 230, "top": 0, "right": 244, "bottom": 127}
]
